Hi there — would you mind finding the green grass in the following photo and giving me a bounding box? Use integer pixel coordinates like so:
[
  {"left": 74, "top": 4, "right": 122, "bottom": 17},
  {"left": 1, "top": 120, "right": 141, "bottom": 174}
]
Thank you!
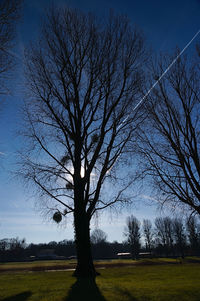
[
  {"left": 0, "top": 260, "right": 77, "bottom": 272},
  {"left": 0, "top": 264, "right": 200, "bottom": 300},
  {"left": 1, "top": 257, "right": 199, "bottom": 273},
  {"left": 0, "top": 259, "right": 77, "bottom": 268}
]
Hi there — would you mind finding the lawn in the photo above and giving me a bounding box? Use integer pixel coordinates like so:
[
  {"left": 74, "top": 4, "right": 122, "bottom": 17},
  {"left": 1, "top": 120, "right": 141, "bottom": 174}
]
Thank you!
[
  {"left": 1, "top": 257, "right": 199, "bottom": 273},
  {"left": 0, "top": 263, "right": 200, "bottom": 300},
  {"left": 0, "top": 260, "right": 77, "bottom": 273}
]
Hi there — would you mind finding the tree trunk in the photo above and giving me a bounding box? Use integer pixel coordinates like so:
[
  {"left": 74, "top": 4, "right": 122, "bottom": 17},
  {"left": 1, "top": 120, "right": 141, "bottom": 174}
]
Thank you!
[{"left": 73, "top": 210, "right": 99, "bottom": 278}]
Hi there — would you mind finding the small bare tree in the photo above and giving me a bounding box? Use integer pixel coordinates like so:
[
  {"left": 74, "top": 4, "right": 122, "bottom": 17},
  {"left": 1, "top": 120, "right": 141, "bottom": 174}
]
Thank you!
[
  {"left": 154, "top": 217, "right": 174, "bottom": 256},
  {"left": 124, "top": 215, "right": 141, "bottom": 259},
  {"left": 91, "top": 229, "right": 107, "bottom": 245},
  {"left": 137, "top": 48, "right": 200, "bottom": 215},
  {"left": 20, "top": 6, "right": 146, "bottom": 278},
  {"left": 173, "top": 217, "right": 186, "bottom": 258},
  {"left": 0, "top": 0, "right": 22, "bottom": 96},
  {"left": 143, "top": 219, "right": 154, "bottom": 253},
  {"left": 186, "top": 216, "right": 199, "bottom": 255}
]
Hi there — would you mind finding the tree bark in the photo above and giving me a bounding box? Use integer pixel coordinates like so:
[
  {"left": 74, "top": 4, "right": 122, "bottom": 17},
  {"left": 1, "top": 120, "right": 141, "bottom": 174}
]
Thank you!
[{"left": 73, "top": 210, "right": 99, "bottom": 278}]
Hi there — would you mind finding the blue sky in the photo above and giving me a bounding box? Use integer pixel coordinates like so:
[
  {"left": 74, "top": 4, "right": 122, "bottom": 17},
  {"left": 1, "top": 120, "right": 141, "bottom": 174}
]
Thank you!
[{"left": 0, "top": 0, "right": 199, "bottom": 244}]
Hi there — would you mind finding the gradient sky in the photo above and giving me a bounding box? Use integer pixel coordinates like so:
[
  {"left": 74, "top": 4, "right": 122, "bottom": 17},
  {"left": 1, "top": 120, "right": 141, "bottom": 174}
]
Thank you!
[{"left": 0, "top": 0, "right": 199, "bottom": 244}]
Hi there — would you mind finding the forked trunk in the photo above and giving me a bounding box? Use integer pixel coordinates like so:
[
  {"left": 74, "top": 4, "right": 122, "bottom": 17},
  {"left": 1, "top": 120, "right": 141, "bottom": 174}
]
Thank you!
[{"left": 73, "top": 210, "right": 99, "bottom": 278}]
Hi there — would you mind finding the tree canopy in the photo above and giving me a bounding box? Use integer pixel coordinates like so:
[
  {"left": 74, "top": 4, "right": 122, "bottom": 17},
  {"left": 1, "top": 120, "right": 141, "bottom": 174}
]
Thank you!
[
  {"left": 0, "top": 0, "right": 22, "bottom": 96},
  {"left": 20, "top": 6, "right": 146, "bottom": 277},
  {"left": 136, "top": 48, "right": 200, "bottom": 215}
]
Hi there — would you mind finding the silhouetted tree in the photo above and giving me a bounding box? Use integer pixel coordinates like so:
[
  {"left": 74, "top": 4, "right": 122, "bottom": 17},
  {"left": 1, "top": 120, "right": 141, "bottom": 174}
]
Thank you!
[
  {"left": 186, "top": 216, "right": 199, "bottom": 255},
  {"left": 0, "top": 237, "right": 26, "bottom": 261},
  {"left": 91, "top": 229, "right": 110, "bottom": 259},
  {"left": 48, "top": 241, "right": 58, "bottom": 247},
  {"left": 154, "top": 217, "right": 174, "bottom": 256},
  {"left": 172, "top": 217, "right": 186, "bottom": 258},
  {"left": 91, "top": 229, "right": 107, "bottom": 245},
  {"left": 136, "top": 47, "right": 200, "bottom": 215},
  {"left": 0, "top": 0, "right": 22, "bottom": 96},
  {"left": 143, "top": 219, "right": 154, "bottom": 253},
  {"left": 124, "top": 215, "right": 141, "bottom": 259},
  {"left": 57, "top": 240, "right": 76, "bottom": 257},
  {"left": 19, "top": 6, "right": 146, "bottom": 278}
]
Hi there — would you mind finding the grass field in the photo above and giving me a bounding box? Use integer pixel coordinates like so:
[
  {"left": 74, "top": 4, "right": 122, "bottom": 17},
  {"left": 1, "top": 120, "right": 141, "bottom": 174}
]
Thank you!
[
  {"left": 1, "top": 257, "right": 199, "bottom": 273},
  {"left": 0, "top": 260, "right": 77, "bottom": 273},
  {"left": 0, "top": 261, "right": 200, "bottom": 300}
]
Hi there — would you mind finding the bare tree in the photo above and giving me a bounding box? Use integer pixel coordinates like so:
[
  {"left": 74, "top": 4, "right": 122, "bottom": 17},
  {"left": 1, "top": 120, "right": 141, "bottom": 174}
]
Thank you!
[
  {"left": 154, "top": 217, "right": 166, "bottom": 248},
  {"left": 136, "top": 48, "right": 200, "bottom": 215},
  {"left": 90, "top": 228, "right": 109, "bottom": 259},
  {"left": 19, "top": 6, "right": 146, "bottom": 278},
  {"left": 124, "top": 215, "right": 141, "bottom": 259},
  {"left": 154, "top": 217, "right": 174, "bottom": 256},
  {"left": 0, "top": 0, "right": 22, "bottom": 96},
  {"left": 186, "top": 216, "right": 199, "bottom": 255},
  {"left": 172, "top": 217, "right": 186, "bottom": 258},
  {"left": 91, "top": 229, "right": 107, "bottom": 245},
  {"left": 143, "top": 219, "right": 154, "bottom": 253}
]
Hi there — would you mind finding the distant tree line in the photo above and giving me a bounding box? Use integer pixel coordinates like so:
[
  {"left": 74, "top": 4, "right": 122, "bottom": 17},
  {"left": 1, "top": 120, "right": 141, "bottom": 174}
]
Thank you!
[
  {"left": 0, "top": 237, "right": 26, "bottom": 262},
  {"left": 0, "top": 236, "right": 127, "bottom": 262},
  {"left": 124, "top": 215, "right": 200, "bottom": 259},
  {"left": 0, "top": 215, "right": 199, "bottom": 262}
]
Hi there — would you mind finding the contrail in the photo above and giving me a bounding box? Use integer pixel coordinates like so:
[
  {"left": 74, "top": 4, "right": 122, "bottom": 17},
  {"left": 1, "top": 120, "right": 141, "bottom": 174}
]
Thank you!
[
  {"left": 132, "top": 28, "right": 200, "bottom": 114},
  {"left": 115, "top": 28, "right": 200, "bottom": 167}
]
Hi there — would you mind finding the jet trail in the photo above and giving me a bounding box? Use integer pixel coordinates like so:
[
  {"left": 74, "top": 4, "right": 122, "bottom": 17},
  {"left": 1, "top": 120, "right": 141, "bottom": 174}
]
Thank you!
[
  {"left": 115, "top": 28, "right": 200, "bottom": 165},
  {"left": 132, "top": 28, "right": 200, "bottom": 114}
]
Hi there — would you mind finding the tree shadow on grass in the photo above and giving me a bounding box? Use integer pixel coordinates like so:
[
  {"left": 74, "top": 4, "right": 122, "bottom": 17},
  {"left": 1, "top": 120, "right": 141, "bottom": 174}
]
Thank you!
[
  {"left": 1, "top": 291, "right": 32, "bottom": 301},
  {"left": 65, "top": 278, "right": 106, "bottom": 301}
]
